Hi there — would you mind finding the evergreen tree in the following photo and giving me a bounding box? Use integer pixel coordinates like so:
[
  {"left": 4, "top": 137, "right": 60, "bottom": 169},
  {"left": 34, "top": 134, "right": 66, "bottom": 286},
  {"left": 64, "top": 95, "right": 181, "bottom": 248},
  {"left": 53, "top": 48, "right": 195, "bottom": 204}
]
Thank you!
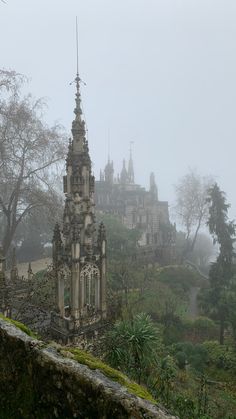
[{"left": 206, "top": 183, "right": 236, "bottom": 344}]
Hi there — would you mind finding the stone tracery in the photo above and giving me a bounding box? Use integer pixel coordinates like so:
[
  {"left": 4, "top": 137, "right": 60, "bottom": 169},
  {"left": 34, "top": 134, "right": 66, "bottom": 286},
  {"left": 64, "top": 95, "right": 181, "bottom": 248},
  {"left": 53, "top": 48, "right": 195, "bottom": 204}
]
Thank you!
[{"left": 51, "top": 72, "right": 107, "bottom": 343}]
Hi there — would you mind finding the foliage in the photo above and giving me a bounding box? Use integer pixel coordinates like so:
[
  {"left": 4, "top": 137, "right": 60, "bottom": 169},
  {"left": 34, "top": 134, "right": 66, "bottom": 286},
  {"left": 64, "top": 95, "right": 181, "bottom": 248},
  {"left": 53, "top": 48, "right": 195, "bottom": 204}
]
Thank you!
[
  {"left": 104, "top": 313, "right": 160, "bottom": 384},
  {"left": 157, "top": 265, "right": 201, "bottom": 296},
  {"left": 171, "top": 341, "right": 208, "bottom": 372},
  {"left": 96, "top": 213, "right": 141, "bottom": 261},
  {"left": 153, "top": 355, "right": 177, "bottom": 406},
  {"left": 16, "top": 200, "right": 63, "bottom": 262},
  {"left": 125, "top": 266, "right": 202, "bottom": 329},
  {"left": 202, "top": 341, "right": 236, "bottom": 372},
  {"left": 172, "top": 394, "right": 196, "bottom": 419},
  {"left": 31, "top": 267, "right": 55, "bottom": 310},
  {"left": 116, "top": 265, "right": 204, "bottom": 345},
  {"left": 0, "top": 70, "right": 66, "bottom": 256},
  {"left": 193, "top": 316, "right": 216, "bottom": 332},
  {"left": 203, "top": 183, "right": 236, "bottom": 344},
  {"left": 174, "top": 170, "right": 213, "bottom": 260}
]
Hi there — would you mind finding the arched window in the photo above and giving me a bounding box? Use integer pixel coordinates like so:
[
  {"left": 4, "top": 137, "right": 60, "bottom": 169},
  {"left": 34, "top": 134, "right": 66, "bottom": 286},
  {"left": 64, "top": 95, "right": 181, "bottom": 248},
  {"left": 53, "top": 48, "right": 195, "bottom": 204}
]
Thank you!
[{"left": 80, "top": 264, "right": 100, "bottom": 310}]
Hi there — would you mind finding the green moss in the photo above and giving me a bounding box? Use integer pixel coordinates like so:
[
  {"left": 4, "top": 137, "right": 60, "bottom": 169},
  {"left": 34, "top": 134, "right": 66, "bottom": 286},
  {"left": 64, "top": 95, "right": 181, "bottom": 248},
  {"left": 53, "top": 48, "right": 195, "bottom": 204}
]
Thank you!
[
  {"left": 61, "top": 347, "right": 156, "bottom": 403},
  {"left": 0, "top": 314, "right": 38, "bottom": 339}
]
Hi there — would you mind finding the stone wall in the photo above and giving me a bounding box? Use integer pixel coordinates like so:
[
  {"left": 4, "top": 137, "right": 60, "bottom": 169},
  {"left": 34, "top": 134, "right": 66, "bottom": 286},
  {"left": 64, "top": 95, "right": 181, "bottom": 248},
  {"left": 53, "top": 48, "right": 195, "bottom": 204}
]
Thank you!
[{"left": 0, "top": 318, "right": 177, "bottom": 419}]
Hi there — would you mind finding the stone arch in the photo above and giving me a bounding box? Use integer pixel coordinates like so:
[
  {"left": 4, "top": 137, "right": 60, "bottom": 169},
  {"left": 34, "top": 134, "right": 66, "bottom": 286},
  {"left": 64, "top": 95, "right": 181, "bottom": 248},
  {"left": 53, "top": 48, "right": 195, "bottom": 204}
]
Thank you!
[{"left": 80, "top": 263, "right": 100, "bottom": 310}]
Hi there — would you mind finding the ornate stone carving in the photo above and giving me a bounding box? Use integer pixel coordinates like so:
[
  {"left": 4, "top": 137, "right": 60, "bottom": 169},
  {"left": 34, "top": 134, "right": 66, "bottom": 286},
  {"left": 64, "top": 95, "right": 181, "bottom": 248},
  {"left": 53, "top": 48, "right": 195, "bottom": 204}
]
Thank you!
[{"left": 51, "top": 68, "right": 107, "bottom": 341}]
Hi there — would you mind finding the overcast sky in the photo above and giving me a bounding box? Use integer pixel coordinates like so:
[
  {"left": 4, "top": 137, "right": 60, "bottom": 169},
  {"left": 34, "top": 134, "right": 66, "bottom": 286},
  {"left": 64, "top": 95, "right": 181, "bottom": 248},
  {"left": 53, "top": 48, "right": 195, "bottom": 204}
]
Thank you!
[{"left": 1, "top": 0, "right": 236, "bottom": 220}]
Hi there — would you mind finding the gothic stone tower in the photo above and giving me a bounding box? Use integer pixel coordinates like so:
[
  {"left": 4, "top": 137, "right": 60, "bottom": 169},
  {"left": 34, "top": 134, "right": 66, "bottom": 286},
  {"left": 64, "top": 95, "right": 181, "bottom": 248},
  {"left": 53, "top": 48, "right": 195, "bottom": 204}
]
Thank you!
[{"left": 51, "top": 75, "right": 107, "bottom": 342}]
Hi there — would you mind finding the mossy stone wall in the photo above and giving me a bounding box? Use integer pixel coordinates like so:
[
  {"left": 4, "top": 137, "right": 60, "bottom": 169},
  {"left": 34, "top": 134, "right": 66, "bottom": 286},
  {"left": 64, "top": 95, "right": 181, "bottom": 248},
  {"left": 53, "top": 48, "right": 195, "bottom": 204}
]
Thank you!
[{"left": 0, "top": 318, "right": 177, "bottom": 419}]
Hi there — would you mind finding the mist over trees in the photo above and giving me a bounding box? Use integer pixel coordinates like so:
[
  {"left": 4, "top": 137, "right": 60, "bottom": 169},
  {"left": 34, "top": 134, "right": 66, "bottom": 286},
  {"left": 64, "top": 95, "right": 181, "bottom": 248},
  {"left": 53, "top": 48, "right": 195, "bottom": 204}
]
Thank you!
[
  {"left": 174, "top": 170, "right": 214, "bottom": 261},
  {"left": 1, "top": 67, "right": 236, "bottom": 418},
  {"left": 199, "top": 183, "right": 236, "bottom": 345},
  {"left": 1, "top": 1, "right": 236, "bottom": 416},
  {"left": 0, "top": 70, "right": 66, "bottom": 257}
]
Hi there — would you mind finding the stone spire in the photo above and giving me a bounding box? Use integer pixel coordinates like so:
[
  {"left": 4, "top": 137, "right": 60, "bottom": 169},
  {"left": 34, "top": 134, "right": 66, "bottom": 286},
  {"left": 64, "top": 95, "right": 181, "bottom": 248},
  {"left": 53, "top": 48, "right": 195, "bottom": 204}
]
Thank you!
[
  {"left": 51, "top": 40, "right": 107, "bottom": 338},
  {"left": 104, "top": 156, "right": 114, "bottom": 185},
  {"left": 98, "top": 222, "right": 106, "bottom": 246},
  {"left": 150, "top": 172, "right": 158, "bottom": 202},
  {"left": 71, "top": 74, "right": 88, "bottom": 155},
  {"left": 120, "top": 159, "right": 128, "bottom": 184},
  {"left": 128, "top": 149, "right": 134, "bottom": 184}
]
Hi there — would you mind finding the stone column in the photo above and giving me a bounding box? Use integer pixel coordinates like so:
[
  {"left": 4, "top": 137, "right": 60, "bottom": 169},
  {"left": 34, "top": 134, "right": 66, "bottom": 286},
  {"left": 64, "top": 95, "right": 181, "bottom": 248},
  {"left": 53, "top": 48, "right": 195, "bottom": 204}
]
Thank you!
[
  {"left": 100, "top": 240, "right": 107, "bottom": 319},
  {"left": 71, "top": 263, "right": 80, "bottom": 319},
  {"left": 71, "top": 241, "right": 80, "bottom": 320},
  {"left": 58, "top": 272, "right": 65, "bottom": 317},
  {"left": 67, "top": 165, "right": 72, "bottom": 194},
  {"left": 95, "top": 273, "right": 100, "bottom": 310},
  {"left": 79, "top": 272, "right": 85, "bottom": 313}
]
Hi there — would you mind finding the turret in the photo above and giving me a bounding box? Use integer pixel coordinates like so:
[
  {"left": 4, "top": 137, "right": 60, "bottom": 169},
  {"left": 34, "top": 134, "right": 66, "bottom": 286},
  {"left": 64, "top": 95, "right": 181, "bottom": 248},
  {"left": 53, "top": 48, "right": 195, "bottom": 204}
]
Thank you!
[
  {"left": 150, "top": 172, "right": 158, "bottom": 201},
  {"left": 128, "top": 150, "right": 134, "bottom": 184},
  {"left": 104, "top": 157, "right": 114, "bottom": 185},
  {"left": 98, "top": 222, "right": 106, "bottom": 255},
  {"left": 120, "top": 159, "right": 128, "bottom": 184}
]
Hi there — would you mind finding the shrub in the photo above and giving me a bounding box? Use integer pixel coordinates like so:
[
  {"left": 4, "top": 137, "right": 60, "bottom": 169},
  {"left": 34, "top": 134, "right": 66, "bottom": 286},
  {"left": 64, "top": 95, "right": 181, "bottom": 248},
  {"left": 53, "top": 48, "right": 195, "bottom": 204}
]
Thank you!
[
  {"left": 202, "top": 341, "right": 236, "bottom": 371},
  {"left": 172, "top": 342, "right": 208, "bottom": 372}
]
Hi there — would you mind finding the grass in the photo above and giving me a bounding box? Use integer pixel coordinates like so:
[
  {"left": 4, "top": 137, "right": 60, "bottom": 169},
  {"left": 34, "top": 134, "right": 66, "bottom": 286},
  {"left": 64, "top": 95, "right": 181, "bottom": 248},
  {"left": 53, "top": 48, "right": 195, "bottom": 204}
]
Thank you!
[{"left": 61, "top": 347, "right": 157, "bottom": 404}]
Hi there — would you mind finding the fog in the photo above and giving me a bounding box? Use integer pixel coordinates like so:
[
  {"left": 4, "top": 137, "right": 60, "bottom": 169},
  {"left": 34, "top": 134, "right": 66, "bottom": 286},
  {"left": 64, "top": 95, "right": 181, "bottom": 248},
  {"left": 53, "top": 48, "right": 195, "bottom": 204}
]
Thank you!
[{"left": 1, "top": 0, "right": 236, "bottom": 219}]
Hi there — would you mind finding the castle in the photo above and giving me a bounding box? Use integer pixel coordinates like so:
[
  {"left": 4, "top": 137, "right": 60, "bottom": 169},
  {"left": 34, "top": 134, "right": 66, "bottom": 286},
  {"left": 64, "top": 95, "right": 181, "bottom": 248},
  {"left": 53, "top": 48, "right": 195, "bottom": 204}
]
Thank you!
[
  {"left": 50, "top": 39, "right": 175, "bottom": 341},
  {"left": 95, "top": 152, "right": 176, "bottom": 264}
]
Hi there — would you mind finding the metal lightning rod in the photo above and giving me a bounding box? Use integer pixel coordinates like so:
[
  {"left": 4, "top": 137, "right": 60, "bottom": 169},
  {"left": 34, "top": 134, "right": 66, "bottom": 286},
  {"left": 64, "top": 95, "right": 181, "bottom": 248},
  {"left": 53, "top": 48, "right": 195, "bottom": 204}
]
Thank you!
[{"left": 76, "top": 16, "right": 79, "bottom": 77}]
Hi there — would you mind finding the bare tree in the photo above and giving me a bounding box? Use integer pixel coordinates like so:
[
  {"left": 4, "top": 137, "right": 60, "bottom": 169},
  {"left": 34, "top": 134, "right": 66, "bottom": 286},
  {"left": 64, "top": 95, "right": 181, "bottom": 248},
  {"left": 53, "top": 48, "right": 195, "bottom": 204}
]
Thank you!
[
  {"left": 0, "top": 69, "right": 23, "bottom": 92},
  {"left": 0, "top": 70, "right": 66, "bottom": 256},
  {"left": 189, "top": 232, "right": 215, "bottom": 270},
  {"left": 174, "top": 170, "right": 213, "bottom": 260}
]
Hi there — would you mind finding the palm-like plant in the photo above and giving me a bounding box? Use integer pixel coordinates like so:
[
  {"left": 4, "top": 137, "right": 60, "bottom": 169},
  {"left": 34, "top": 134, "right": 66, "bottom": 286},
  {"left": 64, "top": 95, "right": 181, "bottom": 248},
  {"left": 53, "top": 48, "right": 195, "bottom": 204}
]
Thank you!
[{"left": 105, "top": 313, "right": 160, "bottom": 383}]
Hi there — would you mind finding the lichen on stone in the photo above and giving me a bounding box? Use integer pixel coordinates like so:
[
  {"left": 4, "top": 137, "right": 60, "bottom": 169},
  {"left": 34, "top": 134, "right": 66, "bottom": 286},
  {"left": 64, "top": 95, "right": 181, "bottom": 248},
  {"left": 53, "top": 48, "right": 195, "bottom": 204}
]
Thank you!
[{"left": 61, "top": 347, "right": 157, "bottom": 403}]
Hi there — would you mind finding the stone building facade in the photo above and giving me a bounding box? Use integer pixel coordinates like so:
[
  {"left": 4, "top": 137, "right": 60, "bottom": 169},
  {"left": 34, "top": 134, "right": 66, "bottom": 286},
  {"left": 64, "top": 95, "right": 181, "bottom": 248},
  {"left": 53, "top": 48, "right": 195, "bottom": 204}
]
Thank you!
[
  {"left": 51, "top": 75, "right": 107, "bottom": 343},
  {"left": 95, "top": 153, "right": 176, "bottom": 264}
]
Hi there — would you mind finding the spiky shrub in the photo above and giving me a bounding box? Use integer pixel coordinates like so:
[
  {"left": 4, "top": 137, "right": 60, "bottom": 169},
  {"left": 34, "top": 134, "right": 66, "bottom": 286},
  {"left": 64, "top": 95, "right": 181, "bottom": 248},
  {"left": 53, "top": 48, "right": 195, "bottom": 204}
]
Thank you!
[{"left": 104, "top": 313, "right": 160, "bottom": 384}]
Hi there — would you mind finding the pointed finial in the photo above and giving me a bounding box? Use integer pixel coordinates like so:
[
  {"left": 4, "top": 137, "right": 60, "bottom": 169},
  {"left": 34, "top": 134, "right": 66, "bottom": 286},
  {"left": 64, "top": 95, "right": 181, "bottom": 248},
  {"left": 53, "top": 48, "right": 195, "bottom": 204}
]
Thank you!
[
  {"left": 74, "top": 16, "right": 82, "bottom": 118},
  {"left": 108, "top": 128, "right": 110, "bottom": 162},
  {"left": 76, "top": 16, "right": 79, "bottom": 78},
  {"left": 128, "top": 141, "right": 135, "bottom": 183},
  {"left": 70, "top": 17, "right": 87, "bottom": 152},
  {"left": 129, "top": 140, "right": 134, "bottom": 158}
]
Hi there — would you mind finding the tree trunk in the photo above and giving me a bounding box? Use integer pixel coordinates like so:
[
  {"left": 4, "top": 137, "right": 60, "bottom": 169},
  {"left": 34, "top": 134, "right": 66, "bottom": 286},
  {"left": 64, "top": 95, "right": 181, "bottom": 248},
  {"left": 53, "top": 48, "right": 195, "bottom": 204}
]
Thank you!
[{"left": 2, "top": 222, "right": 17, "bottom": 257}]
